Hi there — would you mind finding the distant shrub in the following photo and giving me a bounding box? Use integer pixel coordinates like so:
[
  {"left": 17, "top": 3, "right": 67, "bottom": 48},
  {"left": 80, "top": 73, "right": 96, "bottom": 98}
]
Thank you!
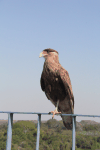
[
  {"left": 1, "top": 119, "right": 100, "bottom": 150},
  {"left": 46, "top": 119, "right": 65, "bottom": 132},
  {"left": 83, "top": 124, "right": 99, "bottom": 131},
  {"left": 76, "top": 135, "right": 93, "bottom": 149},
  {"left": 97, "top": 137, "right": 100, "bottom": 142}
]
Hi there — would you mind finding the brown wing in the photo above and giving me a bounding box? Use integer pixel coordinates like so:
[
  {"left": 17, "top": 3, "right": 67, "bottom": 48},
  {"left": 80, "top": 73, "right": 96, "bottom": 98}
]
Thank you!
[
  {"left": 57, "top": 66, "right": 74, "bottom": 129},
  {"left": 40, "top": 72, "right": 45, "bottom": 91},
  {"left": 58, "top": 66, "right": 74, "bottom": 108},
  {"left": 40, "top": 72, "right": 50, "bottom": 100}
]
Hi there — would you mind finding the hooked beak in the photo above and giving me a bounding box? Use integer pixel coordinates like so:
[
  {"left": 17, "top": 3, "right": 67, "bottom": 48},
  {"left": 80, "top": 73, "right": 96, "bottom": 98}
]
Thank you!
[
  {"left": 39, "top": 52, "right": 48, "bottom": 58},
  {"left": 39, "top": 52, "right": 43, "bottom": 58}
]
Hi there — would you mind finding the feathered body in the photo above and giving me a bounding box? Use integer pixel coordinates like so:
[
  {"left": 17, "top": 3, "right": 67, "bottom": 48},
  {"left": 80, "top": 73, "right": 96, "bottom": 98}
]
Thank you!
[{"left": 40, "top": 49, "right": 74, "bottom": 129}]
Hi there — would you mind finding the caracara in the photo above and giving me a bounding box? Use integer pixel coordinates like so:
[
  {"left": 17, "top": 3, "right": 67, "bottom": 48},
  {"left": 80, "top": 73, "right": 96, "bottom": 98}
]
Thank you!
[{"left": 39, "top": 48, "right": 74, "bottom": 129}]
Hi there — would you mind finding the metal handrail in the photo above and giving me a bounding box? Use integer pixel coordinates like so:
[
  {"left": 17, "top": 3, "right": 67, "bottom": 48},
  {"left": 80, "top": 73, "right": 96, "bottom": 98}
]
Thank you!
[{"left": 0, "top": 111, "right": 100, "bottom": 150}]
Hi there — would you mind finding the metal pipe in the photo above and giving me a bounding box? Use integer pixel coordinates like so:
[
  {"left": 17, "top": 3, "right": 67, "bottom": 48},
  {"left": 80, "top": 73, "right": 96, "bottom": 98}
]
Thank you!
[
  {"left": 36, "top": 114, "right": 41, "bottom": 150},
  {"left": 6, "top": 113, "right": 13, "bottom": 150},
  {"left": 1, "top": 111, "right": 100, "bottom": 118},
  {"left": 72, "top": 116, "right": 76, "bottom": 150}
]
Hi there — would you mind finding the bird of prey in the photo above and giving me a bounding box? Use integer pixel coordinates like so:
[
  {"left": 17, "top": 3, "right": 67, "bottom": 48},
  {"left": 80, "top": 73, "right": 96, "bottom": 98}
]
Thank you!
[{"left": 39, "top": 48, "right": 74, "bottom": 129}]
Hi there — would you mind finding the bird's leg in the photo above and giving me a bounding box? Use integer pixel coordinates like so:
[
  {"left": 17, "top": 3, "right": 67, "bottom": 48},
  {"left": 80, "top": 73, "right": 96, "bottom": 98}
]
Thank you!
[{"left": 51, "top": 100, "right": 61, "bottom": 119}]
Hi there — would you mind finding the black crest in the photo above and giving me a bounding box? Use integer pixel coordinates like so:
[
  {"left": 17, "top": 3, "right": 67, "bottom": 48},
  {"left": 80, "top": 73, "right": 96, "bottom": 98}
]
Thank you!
[{"left": 43, "top": 48, "right": 58, "bottom": 54}]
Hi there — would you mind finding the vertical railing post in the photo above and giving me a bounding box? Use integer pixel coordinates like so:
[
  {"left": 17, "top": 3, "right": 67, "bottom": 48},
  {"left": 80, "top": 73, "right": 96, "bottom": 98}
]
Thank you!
[
  {"left": 6, "top": 113, "right": 13, "bottom": 150},
  {"left": 72, "top": 116, "right": 76, "bottom": 150},
  {"left": 36, "top": 114, "right": 41, "bottom": 150}
]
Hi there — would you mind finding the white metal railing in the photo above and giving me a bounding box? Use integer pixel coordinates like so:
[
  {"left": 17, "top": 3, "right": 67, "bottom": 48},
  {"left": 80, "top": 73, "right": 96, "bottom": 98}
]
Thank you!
[{"left": 0, "top": 111, "right": 100, "bottom": 150}]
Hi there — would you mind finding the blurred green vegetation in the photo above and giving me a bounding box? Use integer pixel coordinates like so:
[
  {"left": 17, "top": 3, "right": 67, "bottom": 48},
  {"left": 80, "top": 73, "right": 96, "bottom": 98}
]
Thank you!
[{"left": 0, "top": 119, "right": 100, "bottom": 149}]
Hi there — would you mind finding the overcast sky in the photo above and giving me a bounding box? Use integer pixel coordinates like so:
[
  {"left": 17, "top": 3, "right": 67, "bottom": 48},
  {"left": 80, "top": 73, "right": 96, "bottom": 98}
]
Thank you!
[{"left": 0, "top": 0, "right": 100, "bottom": 122}]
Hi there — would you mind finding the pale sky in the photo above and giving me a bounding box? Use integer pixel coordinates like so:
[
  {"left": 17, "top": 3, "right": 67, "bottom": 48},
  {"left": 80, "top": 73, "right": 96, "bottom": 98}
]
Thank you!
[{"left": 0, "top": 0, "right": 100, "bottom": 122}]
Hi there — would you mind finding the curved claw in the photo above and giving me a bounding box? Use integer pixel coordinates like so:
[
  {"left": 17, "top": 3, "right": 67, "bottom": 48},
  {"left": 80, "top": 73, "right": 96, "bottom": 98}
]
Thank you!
[{"left": 51, "top": 110, "right": 61, "bottom": 119}]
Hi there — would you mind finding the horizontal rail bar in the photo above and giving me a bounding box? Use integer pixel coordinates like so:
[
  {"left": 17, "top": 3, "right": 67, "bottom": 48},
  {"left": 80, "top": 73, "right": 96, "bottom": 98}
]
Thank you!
[{"left": 0, "top": 111, "right": 100, "bottom": 118}]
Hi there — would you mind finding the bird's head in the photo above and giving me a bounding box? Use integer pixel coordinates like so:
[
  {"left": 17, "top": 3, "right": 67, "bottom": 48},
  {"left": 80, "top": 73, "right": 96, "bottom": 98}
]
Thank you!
[{"left": 39, "top": 48, "right": 59, "bottom": 62}]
